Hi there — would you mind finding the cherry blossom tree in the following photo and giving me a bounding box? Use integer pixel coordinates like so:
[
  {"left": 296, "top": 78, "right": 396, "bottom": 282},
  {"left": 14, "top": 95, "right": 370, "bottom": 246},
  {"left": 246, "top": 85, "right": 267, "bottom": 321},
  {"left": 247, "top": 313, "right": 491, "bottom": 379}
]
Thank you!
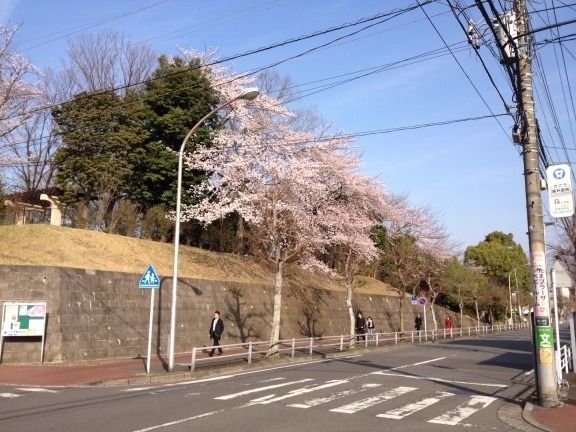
[
  {"left": 374, "top": 203, "right": 452, "bottom": 332},
  {"left": 180, "top": 51, "right": 378, "bottom": 352},
  {"left": 0, "top": 25, "right": 43, "bottom": 171}
]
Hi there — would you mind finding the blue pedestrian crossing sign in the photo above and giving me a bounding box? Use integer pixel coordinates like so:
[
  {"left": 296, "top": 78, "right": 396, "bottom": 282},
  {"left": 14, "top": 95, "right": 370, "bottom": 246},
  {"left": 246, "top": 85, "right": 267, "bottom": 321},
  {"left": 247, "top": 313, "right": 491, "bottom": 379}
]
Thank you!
[{"left": 139, "top": 265, "right": 160, "bottom": 289}]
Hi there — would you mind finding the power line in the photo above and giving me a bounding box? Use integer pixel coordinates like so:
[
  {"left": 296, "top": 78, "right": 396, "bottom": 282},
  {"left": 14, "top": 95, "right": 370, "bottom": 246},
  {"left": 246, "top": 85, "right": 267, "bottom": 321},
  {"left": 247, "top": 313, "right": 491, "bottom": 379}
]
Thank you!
[
  {"left": 4, "top": 1, "right": 439, "bottom": 123},
  {"left": 417, "top": 0, "right": 513, "bottom": 143}
]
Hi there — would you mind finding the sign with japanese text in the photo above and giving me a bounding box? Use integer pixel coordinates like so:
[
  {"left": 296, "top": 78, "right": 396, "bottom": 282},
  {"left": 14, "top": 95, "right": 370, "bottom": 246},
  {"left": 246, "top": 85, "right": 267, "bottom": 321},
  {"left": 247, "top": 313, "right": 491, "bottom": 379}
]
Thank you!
[
  {"left": 536, "top": 326, "right": 554, "bottom": 349},
  {"left": 547, "top": 164, "right": 574, "bottom": 218},
  {"left": 531, "top": 251, "right": 550, "bottom": 319},
  {"left": 1, "top": 302, "right": 47, "bottom": 337}
]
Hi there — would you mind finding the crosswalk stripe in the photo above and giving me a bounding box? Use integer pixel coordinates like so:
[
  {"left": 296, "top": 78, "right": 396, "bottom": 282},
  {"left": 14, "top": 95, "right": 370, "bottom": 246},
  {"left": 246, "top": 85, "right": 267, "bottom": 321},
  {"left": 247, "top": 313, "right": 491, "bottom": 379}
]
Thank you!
[
  {"left": 0, "top": 393, "right": 21, "bottom": 398},
  {"left": 377, "top": 391, "right": 454, "bottom": 419},
  {"left": 330, "top": 386, "right": 417, "bottom": 414},
  {"left": 215, "top": 378, "right": 314, "bottom": 400},
  {"left": 253, "top": 380, "right": 348, "bottom": 405},
  {"left": 16, "top": 387, "right": 59, "bottom": 393},
  {"left": 288, "top": 383, "right": 382, "bottom": 409},
  {"left": 428, "top": 395, "right": 496, "bottom": 425}
]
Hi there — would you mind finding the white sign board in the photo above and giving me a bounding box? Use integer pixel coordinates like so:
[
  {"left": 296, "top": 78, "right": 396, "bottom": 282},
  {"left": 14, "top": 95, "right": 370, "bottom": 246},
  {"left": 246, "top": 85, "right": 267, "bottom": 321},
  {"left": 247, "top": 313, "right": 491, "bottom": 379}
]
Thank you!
[
  {"left": 1, "top": 302, "right": 46, "bottom": 337},
  {"left": 547, "top": 164, "right": 574, "bottom": 218}
]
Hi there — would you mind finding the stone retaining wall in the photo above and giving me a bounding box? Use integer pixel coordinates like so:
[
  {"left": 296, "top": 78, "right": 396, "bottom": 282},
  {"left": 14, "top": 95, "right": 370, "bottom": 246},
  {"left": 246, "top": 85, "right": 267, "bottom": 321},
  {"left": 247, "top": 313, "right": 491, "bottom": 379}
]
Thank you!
[{"left": 0, "top": 265, "right": 471, "bottom": 363}]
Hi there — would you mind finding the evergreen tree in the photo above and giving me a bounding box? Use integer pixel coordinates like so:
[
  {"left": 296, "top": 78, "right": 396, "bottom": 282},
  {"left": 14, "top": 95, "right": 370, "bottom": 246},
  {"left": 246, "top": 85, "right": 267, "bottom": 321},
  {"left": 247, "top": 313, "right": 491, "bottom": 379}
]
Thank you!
[
  {"left": 128, "top": 55, "right": 219, "bottom": 210},
  {"left": 52, "top": 90, "right": 149, "bottom": 213}
]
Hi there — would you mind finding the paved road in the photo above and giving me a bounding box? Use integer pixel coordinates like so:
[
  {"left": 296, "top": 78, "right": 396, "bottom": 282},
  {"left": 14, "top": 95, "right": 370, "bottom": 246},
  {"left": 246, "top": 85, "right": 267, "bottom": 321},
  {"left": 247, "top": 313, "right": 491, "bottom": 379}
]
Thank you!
[{"left": 0, "top": 330, "right": 537, "bottom": 432}]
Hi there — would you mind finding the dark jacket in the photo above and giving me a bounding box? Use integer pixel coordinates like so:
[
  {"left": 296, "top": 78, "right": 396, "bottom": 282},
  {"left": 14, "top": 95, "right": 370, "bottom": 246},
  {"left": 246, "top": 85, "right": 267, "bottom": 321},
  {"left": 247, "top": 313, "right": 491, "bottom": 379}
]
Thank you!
[
  {"left": 209, "top": 318, "right": 224, "bottom": 339},
  {"left": 415, "top": 316, "right": 423, "bottom": 330},
  {"left": 355, "top": 316, "right": 366, "bottom": 333}
]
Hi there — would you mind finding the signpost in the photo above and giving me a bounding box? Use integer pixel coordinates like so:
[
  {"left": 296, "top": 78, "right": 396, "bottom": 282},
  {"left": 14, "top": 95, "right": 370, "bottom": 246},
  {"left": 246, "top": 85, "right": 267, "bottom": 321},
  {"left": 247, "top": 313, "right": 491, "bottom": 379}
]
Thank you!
[
  {"left": 546, "top": 164, "right": 574, "bottom": 218},
  {"left": 418, "top": 296, "right": 428, "bottom": 333},
  {"left": 139, "top": 265, "right": 160, "bottom": 374},
  {"left": 0, "top": 302, "right": 47, "bottom": 363}
]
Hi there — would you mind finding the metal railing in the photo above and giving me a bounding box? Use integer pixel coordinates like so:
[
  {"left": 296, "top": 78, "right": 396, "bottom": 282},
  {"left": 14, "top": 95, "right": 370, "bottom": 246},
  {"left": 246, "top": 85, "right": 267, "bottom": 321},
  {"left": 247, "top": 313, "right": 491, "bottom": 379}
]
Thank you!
[
  {"left": 559, "top": 344, "right": 572, "bottom": 374},
  {"left": 187, "top": 322, "right": 528, "bottom": 371}
]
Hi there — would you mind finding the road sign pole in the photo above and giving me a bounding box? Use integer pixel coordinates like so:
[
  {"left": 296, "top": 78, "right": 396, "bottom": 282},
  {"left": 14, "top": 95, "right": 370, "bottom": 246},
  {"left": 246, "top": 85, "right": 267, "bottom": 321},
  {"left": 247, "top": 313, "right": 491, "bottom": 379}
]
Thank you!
[{"left": 146, "top": 288, "right": 155, "bottom": 374}]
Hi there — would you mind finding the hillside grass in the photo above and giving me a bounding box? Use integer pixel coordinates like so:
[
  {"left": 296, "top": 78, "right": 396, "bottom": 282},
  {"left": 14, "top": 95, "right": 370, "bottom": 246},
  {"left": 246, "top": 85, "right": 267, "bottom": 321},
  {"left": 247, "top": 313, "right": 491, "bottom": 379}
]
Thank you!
[{"left": 0, "top": 225, "right": 399, "bottom": 295}]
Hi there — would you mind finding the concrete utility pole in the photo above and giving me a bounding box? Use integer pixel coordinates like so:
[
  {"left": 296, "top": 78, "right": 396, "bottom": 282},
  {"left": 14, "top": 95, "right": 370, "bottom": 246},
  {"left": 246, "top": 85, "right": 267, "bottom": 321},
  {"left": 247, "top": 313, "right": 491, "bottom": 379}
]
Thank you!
[{"left": 514, "top": 0, "right": 559, "bottom": 407}]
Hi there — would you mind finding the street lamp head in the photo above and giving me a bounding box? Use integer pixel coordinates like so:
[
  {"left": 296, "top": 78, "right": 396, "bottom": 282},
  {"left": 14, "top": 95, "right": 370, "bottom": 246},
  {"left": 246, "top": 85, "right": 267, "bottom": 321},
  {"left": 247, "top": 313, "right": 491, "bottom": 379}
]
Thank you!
[{"left": 238, "top": 87, "right": 260, "bottom": 101}]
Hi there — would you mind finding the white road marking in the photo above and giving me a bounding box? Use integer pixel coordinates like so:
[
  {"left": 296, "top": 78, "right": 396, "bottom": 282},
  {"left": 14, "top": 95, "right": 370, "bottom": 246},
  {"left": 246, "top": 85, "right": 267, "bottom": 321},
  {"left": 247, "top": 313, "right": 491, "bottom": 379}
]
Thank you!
[
  {"left": 389, "top": 357, "right": 447, "bottom": 370},
  {"left": 16, "top": 387, "right": 59, "bottom": 393},
  {"left": 131, "top": 410, "right": 224, "bottom": 432},
  {"left": 0, "top": 392, "right": 20, "bottom": 398},
  {"left": 330, "top": 386, "right": 417, "bottom": 414},
  {"left": 215, "top": 378, "right": 314, "bottom": 400},
  {"left": 428, "top": 395, "right": 497, "bottom": 425},
  {"left": 377, "top": 391, "right": 455, "bottom": 419},
  {"left": 254, "top": 380, "right": 348, "bottom": 404},
  {"left": 123, "top": 387, "right": 154, "bottom": 392},
  {"left": 288, "top": 383, "right": 382, "bottom": 409},
  {"left": 371, "top": 372, "right": 508, "bottom": 388},
  {"left": 257, "top": 377, "right": 286, "bottom": 383}
]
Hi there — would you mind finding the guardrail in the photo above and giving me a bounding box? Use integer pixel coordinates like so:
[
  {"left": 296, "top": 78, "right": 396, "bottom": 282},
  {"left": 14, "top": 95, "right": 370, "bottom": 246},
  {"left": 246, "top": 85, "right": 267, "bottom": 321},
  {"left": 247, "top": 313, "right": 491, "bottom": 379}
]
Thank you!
[
  {"left": 187, "top": 322, "right": 528, "bottom": 371},
  {"left": 559, "top": 344, "right": 572, "bottom": 374}
]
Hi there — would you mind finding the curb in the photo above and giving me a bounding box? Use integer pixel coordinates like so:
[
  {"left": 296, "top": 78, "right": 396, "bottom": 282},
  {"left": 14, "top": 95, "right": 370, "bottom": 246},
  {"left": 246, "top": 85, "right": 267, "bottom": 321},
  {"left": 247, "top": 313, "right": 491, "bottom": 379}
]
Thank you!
[{"left": 522, "top": 402, "right": 555, "bottom": 432}]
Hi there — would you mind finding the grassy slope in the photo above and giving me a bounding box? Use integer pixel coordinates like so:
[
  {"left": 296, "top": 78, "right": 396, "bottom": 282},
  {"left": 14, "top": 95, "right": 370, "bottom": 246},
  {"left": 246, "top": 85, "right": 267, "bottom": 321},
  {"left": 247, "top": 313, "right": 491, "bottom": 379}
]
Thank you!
[{"left": 0, "top": 225, "right": 398, "bottom": 295}]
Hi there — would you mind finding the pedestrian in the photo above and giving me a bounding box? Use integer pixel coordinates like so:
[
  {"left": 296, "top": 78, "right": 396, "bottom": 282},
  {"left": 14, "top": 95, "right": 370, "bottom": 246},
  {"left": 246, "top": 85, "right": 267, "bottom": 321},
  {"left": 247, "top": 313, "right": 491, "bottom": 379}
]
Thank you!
[
  {"left": 414, "top": 313, "right": 423, "bottom": 332},
  {"left": 355, "top": 311, "right": 366, "bottom": 341},
  {"left": 366, "top": 316, "right": 375, "bottom": 339},
  {"left": 208, "top": 310, "right": 224, "bottom": 357},
  {"left": 444, "top": 315, "right": 454, "bottom": 337}
]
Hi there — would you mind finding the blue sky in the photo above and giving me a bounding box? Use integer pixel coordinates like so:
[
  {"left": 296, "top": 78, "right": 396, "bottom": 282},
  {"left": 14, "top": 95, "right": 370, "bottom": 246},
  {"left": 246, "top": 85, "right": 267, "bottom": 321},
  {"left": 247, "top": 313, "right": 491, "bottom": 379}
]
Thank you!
[{"left": 4, "top": 0, "right": 576, "bottom": 253}]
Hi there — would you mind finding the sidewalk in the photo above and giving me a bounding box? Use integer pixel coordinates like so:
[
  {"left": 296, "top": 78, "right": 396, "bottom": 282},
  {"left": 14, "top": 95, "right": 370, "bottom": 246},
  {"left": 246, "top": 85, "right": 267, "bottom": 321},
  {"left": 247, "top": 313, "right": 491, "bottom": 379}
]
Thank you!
[
  {"left": 523, "top": 373, "right": 576, "bottom": 432},
  {"left": 0, "top": 354, "right": 199, "bottom": 387}
]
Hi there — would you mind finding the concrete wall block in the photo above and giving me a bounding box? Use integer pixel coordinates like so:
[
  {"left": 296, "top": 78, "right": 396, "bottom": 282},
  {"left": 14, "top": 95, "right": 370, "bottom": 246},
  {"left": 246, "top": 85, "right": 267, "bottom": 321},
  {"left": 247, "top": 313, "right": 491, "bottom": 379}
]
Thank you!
[{"left": 0, "top": 264, "right": 477, "bottom": 364}]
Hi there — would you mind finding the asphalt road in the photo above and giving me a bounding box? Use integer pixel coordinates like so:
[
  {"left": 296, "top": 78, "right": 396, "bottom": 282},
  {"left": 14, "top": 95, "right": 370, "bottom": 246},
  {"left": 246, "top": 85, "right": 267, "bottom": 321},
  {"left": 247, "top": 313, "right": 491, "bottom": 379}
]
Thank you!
[{"left": 0, "top": 330, "right": 540, "bottom": 432}]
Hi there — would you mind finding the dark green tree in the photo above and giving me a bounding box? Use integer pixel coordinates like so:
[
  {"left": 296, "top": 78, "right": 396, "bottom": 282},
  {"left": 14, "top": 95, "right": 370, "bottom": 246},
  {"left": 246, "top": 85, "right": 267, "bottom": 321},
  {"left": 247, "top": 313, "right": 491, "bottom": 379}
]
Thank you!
[
  {"left": 464, "top": 231, "right": 529, "bottom": 293},
  {"left": 52, "top": 90, "right": 149, "bottom": 227},
  {"left": 127, "top": 55, "right": 220, "bottom": 210}
]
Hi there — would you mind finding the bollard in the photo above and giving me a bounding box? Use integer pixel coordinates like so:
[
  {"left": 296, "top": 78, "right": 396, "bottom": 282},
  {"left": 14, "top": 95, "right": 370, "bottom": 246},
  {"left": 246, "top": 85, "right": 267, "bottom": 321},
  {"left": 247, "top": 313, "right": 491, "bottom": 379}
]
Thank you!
[
  {"left": 248, "top": 342, "right": 253, "bottom": 364},
  {"left": 190, "top": 347, "right": 196, "bottom": 371},
  {"left": 309, "top": 337, "right": 314, "bottom": 355},
  {"left": 339, "top": 335, "right": 344, "bottom": 352},
  {"left": 291, "top": 338, "right": 296, "bottom": 358}
]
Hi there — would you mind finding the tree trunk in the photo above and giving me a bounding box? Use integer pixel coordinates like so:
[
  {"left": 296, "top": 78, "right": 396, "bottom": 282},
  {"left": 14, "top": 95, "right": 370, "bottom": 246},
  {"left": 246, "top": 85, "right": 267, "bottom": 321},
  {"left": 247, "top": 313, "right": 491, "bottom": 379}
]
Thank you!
[
  {"left": 430, "top": 293, "right": 438, "bottom": 331},
  {"left": 346, "top": 278, "right": 355, "bottom": 348},
  {"left": 474, "top": 298, "right": 480, "bottom": 327},
  {"left": 398, "top": 293, "right": 405, "bottom": 332},
  {"left": 343, "top": 249, "right": 356, "bottom": 347},
  {"left": 268, "top": 259, "right": 284, "bottom": 355}
]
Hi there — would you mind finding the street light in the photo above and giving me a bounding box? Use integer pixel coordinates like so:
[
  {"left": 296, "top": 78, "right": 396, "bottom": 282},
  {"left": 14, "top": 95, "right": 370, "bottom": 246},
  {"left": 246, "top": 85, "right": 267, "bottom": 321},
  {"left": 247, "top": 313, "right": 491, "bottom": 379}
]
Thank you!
[{"left": 168, "top": 87, "right": 259, "bottom": 371}]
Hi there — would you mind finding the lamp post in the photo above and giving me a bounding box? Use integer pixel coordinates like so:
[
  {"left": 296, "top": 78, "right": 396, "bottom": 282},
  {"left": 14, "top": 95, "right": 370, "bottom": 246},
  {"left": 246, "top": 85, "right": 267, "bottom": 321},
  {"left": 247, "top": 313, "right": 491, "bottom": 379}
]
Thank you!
[{"left": 168, "top": 87, "right": 259, "bottom": 371}]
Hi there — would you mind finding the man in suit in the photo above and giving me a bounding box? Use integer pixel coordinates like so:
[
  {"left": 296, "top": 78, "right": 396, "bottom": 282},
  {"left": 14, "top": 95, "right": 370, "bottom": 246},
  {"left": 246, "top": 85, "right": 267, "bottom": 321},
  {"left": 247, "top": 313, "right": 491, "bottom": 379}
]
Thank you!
[{"left": 209, "top": 310, "right": 224, "bottom": 356}]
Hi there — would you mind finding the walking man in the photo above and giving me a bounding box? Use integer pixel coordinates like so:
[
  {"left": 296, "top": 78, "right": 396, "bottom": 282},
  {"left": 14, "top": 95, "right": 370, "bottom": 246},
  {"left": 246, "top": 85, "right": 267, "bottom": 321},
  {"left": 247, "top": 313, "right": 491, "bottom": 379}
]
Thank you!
[{"left": 209, "top": 310, "right": 224, "bottom": 356}]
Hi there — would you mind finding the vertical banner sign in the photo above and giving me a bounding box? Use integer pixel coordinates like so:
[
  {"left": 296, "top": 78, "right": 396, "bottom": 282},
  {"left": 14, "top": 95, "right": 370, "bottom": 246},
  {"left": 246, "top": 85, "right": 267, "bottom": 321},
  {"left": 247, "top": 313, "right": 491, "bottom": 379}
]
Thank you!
[
  {"left": 546, "top": 164, "right": 574, "bottom": 218},
  {"left": 531, "top": 251, "right": 554, "bottom": 361}
]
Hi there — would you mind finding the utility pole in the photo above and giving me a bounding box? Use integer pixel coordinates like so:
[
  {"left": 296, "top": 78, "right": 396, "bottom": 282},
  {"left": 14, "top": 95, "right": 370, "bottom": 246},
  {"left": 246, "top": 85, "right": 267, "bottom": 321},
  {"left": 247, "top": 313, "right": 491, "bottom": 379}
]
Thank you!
[{"left": 514, "top": 0, "right": 559, "bottom": 407}]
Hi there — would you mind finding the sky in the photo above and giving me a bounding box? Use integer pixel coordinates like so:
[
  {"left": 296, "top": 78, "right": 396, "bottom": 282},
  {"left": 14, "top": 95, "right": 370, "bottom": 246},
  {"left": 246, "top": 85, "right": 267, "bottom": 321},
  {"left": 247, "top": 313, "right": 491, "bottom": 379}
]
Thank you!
[{"left": 3, "top": 0, "right": 576, "bottom": 254}]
